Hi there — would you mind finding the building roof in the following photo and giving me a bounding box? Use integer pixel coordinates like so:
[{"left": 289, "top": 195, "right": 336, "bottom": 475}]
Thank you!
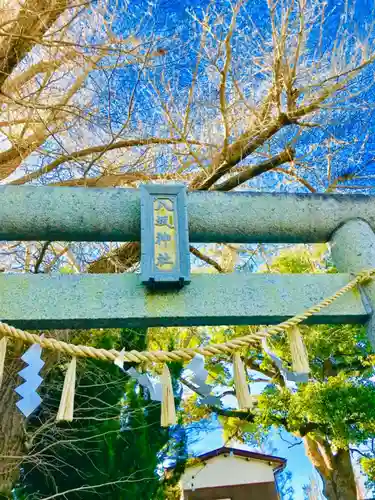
[{"left": 166, "top": 446, "right": 287, "bottom": 473}]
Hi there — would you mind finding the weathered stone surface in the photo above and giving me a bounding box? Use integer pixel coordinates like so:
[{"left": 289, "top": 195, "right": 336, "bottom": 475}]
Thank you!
[
  {"left": 331, "top": 219, "right": 375, "bottom": 346},
  {"left": 0, "top": 272, "right": 367, "bottom": 329},
  {"left": 0, "top": 186, "right": 375, "bottom": 243}
]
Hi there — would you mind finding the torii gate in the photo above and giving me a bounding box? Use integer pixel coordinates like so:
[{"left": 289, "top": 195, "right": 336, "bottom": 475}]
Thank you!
[{"left": 0, "top": 186, "right": 374, "bottom": 347}]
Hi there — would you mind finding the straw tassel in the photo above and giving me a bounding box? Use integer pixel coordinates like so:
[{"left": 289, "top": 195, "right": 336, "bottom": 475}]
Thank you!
[
  {"left": 160, "top": 364, "right": 176, "bottom": 427},
  {"left": 0, "top": 337, "right": 7, "bottom": 388},
  {"left": 233, "top": 352, "right": 252, "bottom": 410},
  {"left": 288, "top": 326, "right": 310, "bottom": 374},
  {"left": 56, "top": 357, "right": 77, "bottom": 422}
]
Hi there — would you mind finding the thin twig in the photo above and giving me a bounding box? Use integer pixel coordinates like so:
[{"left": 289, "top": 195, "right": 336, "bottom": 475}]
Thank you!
[
  {"left": 34, "top": 241, "right": 51, "bottom": 274},
  {"left": 189, "top": 245, "right": 224, "bottom": 272}
]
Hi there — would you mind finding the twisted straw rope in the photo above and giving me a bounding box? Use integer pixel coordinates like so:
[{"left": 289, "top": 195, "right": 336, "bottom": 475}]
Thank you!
[{"left": 0, "top": 269, "right": 374, "bottom": 364}]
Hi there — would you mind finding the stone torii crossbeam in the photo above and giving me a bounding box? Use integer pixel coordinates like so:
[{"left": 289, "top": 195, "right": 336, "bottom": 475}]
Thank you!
[{"left": 0, "top": 186, "right": 374, "bottom": 347}]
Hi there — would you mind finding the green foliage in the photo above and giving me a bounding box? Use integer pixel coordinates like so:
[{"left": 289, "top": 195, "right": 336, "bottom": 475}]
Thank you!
[
  {"left": 249, "top": 248, "right": 375, "bottom": 449},
  {"left": 15, "top": 328, "right": 187, "bottom": 499},
  {"left": 256, "top": 376, "right": 375, "bottom": 448},
  {"left": 59, "top": 265, "right": 75, "bottom": 274},
  {"left": 266, "top": 321, "right": 372, "bottom": 383},
  {"left": 361, "top": 457, "right": 375, "bottom": 492},
  {"left": 27, "top": 244, "right": 372, "bottom": 497},
  {"left": 362, "top": 457, "right": 375, "bottom": 477},
  {"left": 184, "top": 244, "right": 375, "bottom": 490},
  {"left": 263, "top": 244, "right": 330, "bottom": 274}
]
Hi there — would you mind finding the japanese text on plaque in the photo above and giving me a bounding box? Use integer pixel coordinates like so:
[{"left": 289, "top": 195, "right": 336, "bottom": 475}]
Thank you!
[{"left": 153, "top": 198, "right": 177, "bottom": 271}]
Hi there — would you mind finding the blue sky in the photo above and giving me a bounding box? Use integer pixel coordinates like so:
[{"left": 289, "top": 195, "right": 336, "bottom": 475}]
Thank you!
[
  {"left": 135, "top": 1, "right": 375, "bottom": 497},
  {"left": 100, "top": 1, "right": 375, "bottom": 498},
  {"left": 54, "top": 0, "right": 375, "bottom": 495},
  {"left": 188, "top": 418, "right": 317, "bottom": 499},
  {"left": 185, "top": 371, "right": 320, "bottom": 498},
  {"left": 92, "top": 0, "right": 375, "bottom": 196},
  {"left": 29, "top": 0, "right": 375, "bottom": 195},
  {"left": 10, "top": 0, "right": 375, "bottom": 496}
]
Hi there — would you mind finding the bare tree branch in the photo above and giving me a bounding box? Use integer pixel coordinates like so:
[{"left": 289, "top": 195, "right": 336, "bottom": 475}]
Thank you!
[
  {"left": 214, "top": 146, "right": 295, "bottom": 191},
  {"left": 189, "top": 245, "right": 224, "bottom": 272},
  {"left": 10, "top": 138, "right": 209, "bottom": 185},
  {"left": 192, "top": 114, "right": 292, "bottom": 190},
  {"left": 274, "top": 167, "right": 317, "bottom": 193},
  {"left": 0, "top": 0, "right": 70, "bottom": 90},
  {"left": 34, "top": 241, "right": 51, "bottom": 273}
]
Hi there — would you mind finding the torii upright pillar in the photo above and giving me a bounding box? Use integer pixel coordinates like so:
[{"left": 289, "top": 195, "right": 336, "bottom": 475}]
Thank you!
[{"left": 331, "top": 219, "right": 375, "bottom": 347}]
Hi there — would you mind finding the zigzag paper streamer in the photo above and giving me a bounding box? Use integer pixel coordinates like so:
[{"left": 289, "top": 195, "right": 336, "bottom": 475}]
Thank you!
[
  {"left": 114, "top": 350, "right": 163, "bottom": 402},
  {"left": 127, "top": 367, "right": 163, "bottom": 402},
  {"left": 262, "top": 338, "right": 308, "bottom": 383},
  {"left": 15, "top": 344, "right": 44, "bottom": 417},
  {"left": 114, "top": 350, "right": 222, "bottom": 406},
  {"left": 185, "top": 354, "right": 211, "bottom": 395},
  {"left": 200, "top": 394, "right": 222, "bottom": 406},
  {"left": 184, "top": 355, "right": 221, "bottom": 405}
]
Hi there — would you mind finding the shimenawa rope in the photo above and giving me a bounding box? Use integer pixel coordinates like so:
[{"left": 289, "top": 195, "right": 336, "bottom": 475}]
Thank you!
[{"left": 0, "top": 269, "right": 372, "bottom": 364}]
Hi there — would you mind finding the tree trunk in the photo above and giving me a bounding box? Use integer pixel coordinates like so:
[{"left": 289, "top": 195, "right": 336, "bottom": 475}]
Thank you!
[
  {"left": 0, "top": 355, "right": 24, "bottom": 498},
  {"left": 87, "top": 242, "right": 141, "bottom": 273},
  {"left": 330, "top": 449, "right": 358, "bottom": 500},
  {"left": 304, "top": 437, "right": 357, "bottom": 500},
  {"left": 0, "top": 332, "right": 67, "bottom": 497}
]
